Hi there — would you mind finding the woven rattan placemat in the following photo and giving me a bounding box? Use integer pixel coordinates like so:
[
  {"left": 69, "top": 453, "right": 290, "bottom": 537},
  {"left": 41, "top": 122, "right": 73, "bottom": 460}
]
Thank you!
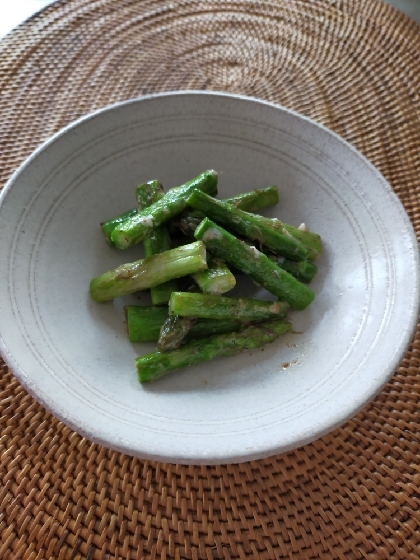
[{"left": 1, "top": 0, "right": 420, "bottom": 558}]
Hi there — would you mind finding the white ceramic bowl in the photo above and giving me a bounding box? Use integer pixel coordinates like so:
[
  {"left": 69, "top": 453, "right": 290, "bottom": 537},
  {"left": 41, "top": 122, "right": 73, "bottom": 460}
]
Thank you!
[{"left": 0, "top": 92, "right": 418, "bottom": 464}]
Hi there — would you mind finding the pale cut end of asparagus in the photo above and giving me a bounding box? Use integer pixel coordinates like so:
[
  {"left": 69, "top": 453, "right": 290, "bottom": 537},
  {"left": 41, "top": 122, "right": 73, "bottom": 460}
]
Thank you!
[{"left": 191, "top": 258, "right": 236, "bottom": 295}]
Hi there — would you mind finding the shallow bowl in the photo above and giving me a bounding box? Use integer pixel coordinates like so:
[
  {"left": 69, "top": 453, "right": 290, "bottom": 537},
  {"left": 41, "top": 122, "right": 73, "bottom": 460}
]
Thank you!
[{"left": 0, "top": 92, "right": 418, "bottom": 464}]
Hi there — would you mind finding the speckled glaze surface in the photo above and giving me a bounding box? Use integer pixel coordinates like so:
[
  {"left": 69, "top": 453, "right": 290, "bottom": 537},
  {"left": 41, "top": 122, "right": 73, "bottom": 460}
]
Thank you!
[{"left": 0, "top": 92, "right": 418, "bottom": 464}]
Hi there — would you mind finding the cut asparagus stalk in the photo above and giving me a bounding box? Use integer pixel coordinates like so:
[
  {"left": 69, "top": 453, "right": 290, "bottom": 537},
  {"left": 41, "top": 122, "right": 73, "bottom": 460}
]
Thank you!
[
  {"left": 191, "top": 257, "right": 236, "bottom": 295},
  {"left": 271, "top": 256, "right": 318, "bottom": 284},
  {"left": 157, "top": 315, "right": 197, "bottom": 351},
  {"left": 90, "top": 241, "right": 207, "bottom": 302},
  {"left": 175, "top": 209, "right": 207, "bottom": 238},
  {"left": 282, "top": 224, "right": 322, "bottom": 260},
  {"left": 169, "top": 292, "right": 289, "bottom": 321},
  {"left": 101, "top": 208, "right": 138, "bottom": 246},
  {"left": 136, "top": 319, "right": 292, "bottom": 382},
  {"left": 99, "top": 181, "right": 165, "bottom": 247},
  {"left": 173, "top": 185, "right": 279, "bottom": 237},
  {"left": 187, "top": 189, "right": 308, "bottom": 261},
  {"left": 135, "top": 180, "right": 164, "bottom": 210},
  {"left": 251, "top": 216, "right": 321, "bottom": 260},
  {"left": 136, "top": 181, "right": 178, "bottom": 305},
  {"left": 111, "top": 170, "right": 218, "bottom": 249},
  {"left": 194, "top": 219, "right": 314, "bottom": 310},
  {"left": 224, "top": 185, "right": 279, "bottom": 211},
  {"left": 124, "top": 305, "right": 168, "bottom": 342},
  {"left": 188, "top": 318, "right": 246, "bottom": 339},
  {"left": 125, "top": 305, "right": 247, "bottom": 343}
]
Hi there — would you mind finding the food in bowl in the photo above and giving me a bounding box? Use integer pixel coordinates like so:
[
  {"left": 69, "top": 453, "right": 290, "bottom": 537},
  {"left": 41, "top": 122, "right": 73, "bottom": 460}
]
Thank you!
[{"left": 89, "top": 170, "right": 322, "bottom": 382}]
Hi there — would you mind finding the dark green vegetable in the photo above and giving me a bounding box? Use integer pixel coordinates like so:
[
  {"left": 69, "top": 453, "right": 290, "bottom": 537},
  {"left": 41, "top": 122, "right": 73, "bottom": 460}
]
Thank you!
[
  {"left": 169, "top": 292, "right": 290, "bottom": 321},
  {"left": 157, "top": 315, "right": 197, "bottom": 351},
  {"left": 125, "top": 306, "right": 168, "bottom": 342},
  {"left": 101, "top": 208, "right": 138, "bottom": 246},
  {"left": 187, "top": 189, "right": 308, "bottom": 261},
  {"left": 194, "top": 218, "right": 314, "bottom": 310},
  {"left": 270, "top": 256, "right": 318, "bottom": 283},
  {"left": 282, "top": 224, "right": 322, "bottom": 260},
  {"left": 173, "top": 185, "right": 279, "bottom": 237},
  {"left": 253, "top": 215, "right": 321, "bottom": 261},
  {"left": 191, "top": 257, "right": 236, "bottom": 295},
  {"left": 125, "top": 305, "right": 248, "bottom": 343},
  {"left": 136, "top": 180, "right": 178, "bottom": 305},
  {"left": 136, "top": 319, "right": 292, "bottom": 382},
  {"left": 111, "top": 170, "right": 218, "bottom": 249},
  {"left": 135, "top": 180, "right": 164, "bottom": 210},
  {"left": 90, "top": 241, "right": 207, "bottom": 302},
  {"left": 224, "top": 185, "right": 279, "bottom": 211}
]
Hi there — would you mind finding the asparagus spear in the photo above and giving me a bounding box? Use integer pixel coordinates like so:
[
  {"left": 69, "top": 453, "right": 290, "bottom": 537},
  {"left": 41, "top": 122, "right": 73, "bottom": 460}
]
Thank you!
[
  {"left": 136, "top": 319, "right": 292, "bottom": 382},
  {"left": 135, "top": 180, "right": 164, "bottom": 209},
  {"left": 136, "top": 181, "right": 178, "bottom": 305},
  {"left": 271, "top": 257, "right": 317, "bottom": 284},
  {"left": 194, "top": 219, "right": 314, "bottom": 310},
  {"left": 157, "top": 315, "right": 197, "bottom": 351},
  {"left": 173, "top": 185, "right": 279, "bottom": 237},
  {"left": 169, "top": 292, "right": 289, "bottom": 321},
  {"left": 224, "top": 185, "right": 279, "bottom": 211},
  {"left": 188, "top": 318, "right": 246, "bottom": 339},
  {"left": 251, "top": 215, "right": 321, "bottom": 260},
  {"left": 90, "top": 241, "right": 207, "bottom": 302},
  {"left": 125, "top": 306, "right": 168, "bottom": 342},
  {"left": 191, "top": 257, "right": 236, "bottom": 295},
  {"left": 187, "top": 190, "right": 308, "bottom": 261},
  {"left": 111, "top": 170, "right": 218, "bottom": 249},
  {"left": 125, "top": 305, "right": 247, "bottom": 343},
  {"left": 101, "top": 208, "right": 138, "bottom": 246},
  {"left": 282, "top": 224, "right": 322, "bottom": 260}
]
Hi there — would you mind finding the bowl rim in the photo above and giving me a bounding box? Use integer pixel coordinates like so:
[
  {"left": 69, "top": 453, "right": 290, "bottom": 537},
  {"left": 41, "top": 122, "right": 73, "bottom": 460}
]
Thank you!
[{"left": 0, "top": 90, "right": 419, "bottom": 464}]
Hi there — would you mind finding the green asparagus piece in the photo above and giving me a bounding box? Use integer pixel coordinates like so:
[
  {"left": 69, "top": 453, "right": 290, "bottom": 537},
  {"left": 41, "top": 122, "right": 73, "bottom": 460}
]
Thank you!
[
  {"left": 101, "top": 208, "right": 138, "bottom": 246},
  {"left": 100, "top": 181, "right": 165, "bottom": 246},
  {"left": 136, "top": 319, "right": 292, "bottom": 382},
  {"left": 111, "top": 170, "right": 218, "bottom": 249},
  {"left": 175, "top": 209, "right": 208, "bottom": 238},
  {"left": 191, "top": 257, "right": 236, "bottom": 295},
  {"left": 125, "top": 305, "right": 247, "bottom": 343},
  {"left": 224, "top": 185, "right": 279, "bottom": 211},
  {"left": 157, "top": 315, "right": 197, "bottom": 351},
  {"left": 282, "top": 224, "right": 322, "bottom": 260},
  {"left": 169, "top": 292, "right": 289, "bottom": 321},
  {"left": 251, "top": 216, "right": 321, "bottom": 261},
  {"left": 194, "top": 219, "right": 314, "bottom": 310},
  {"left": 124, "top": 306, "right": 168, "bottom": 342},
  {"left": 135, "top": 180, "right": 164, "bottom": 209},
  {"left": 136, "top": 181, "right": 178, "bottom": 305},
  {"left": 271, "top": 256, "right": 318, "bottom": 284},
  {"left": 90, "top": 241, "right": 207, "bottom": 302},
  {"left": 188, "top": 318, "right": 246, "bottom": 339},
  {"left": 187, "top": 190, "right": 308, "bottom": 261},
  {"left": 173, "top": 185, "right": 279, "bottom": 237}
]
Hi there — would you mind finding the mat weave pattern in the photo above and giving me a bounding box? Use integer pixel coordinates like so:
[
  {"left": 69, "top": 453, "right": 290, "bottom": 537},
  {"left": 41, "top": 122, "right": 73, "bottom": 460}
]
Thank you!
[{"left": 1, "top": 0, "right": 420, "bottom": 558}]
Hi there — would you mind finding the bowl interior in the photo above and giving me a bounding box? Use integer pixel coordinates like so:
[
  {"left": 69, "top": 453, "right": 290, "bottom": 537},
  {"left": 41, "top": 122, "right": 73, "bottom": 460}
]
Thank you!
[{"left": 0, "top": 92, "right": 418, "bottom": 463}]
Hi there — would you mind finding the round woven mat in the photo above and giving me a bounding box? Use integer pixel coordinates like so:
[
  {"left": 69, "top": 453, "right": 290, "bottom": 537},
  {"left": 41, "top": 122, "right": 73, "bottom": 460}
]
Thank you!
[{"left": 1, "top": 0, "right": 420, "bottom": 558}]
